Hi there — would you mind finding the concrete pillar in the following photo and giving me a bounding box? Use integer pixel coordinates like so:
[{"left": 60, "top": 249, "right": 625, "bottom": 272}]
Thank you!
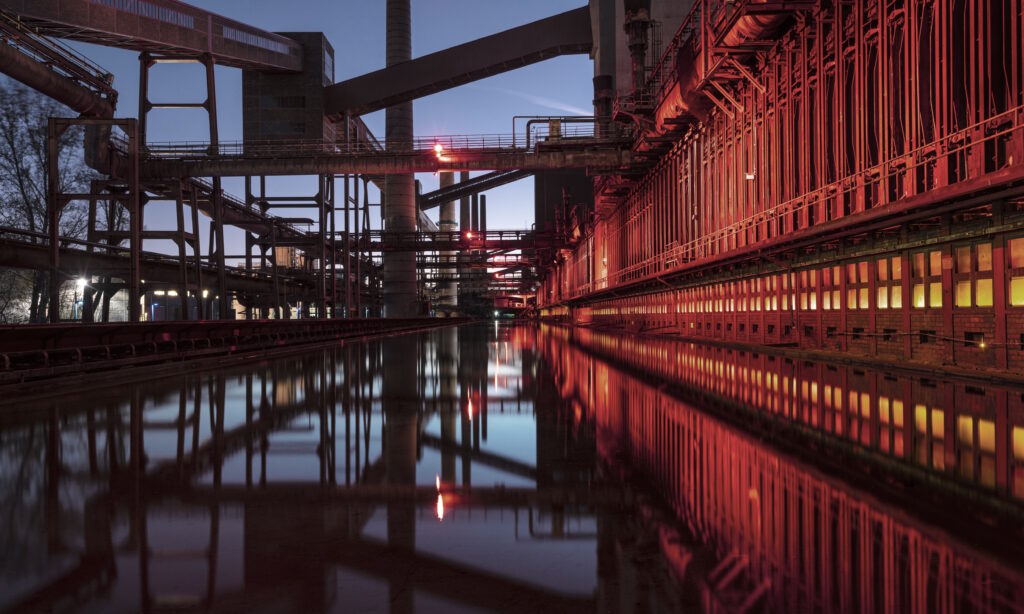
[
  {"left": 382, "top": 0, "right": 417, "bottom": 317},
  {"left": 459, "top": 172, "right": 470, "bottom": 232},
  {"left": 438, "top": 172, "right": 457, "bottom": 309}
]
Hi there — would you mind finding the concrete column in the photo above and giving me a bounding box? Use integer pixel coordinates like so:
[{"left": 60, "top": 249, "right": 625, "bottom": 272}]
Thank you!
[
  {"left": 382, "top": 0, "right": 417, "bottom": 317},
  {"left": 438, "top": 172, "right": 457, "bottom": 309}
]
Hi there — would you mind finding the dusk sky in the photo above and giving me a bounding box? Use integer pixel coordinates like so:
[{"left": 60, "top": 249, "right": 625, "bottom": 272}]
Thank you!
[{"left": 63, "top": 0, "right": 595, "bottom": 260}]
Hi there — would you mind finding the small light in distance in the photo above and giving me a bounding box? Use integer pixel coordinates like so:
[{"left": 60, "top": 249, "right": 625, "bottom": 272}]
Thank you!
[{"left": 433, "top": 143, "right": 444, "bottom": 156}]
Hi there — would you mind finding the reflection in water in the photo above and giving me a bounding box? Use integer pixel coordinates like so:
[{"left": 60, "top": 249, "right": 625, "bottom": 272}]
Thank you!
[{"left": 0, "top": 323, "right": 1021, "bottom": 612}]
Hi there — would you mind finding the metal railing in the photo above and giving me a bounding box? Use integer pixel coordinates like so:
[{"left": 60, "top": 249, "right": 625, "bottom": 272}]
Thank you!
[
  {"left": 0, "top": 10, "right": 117, "bottom": 103},
  {"left": 138, "top": 120, "right": 629, "bottom": 160}
]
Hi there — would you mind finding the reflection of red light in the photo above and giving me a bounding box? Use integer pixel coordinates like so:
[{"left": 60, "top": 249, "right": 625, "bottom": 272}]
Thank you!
[{"left": 436, "top": 493, "right": 445, "bottom": 521}]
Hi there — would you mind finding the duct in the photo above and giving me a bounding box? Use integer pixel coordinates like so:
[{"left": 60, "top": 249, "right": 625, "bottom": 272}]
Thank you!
[
  {"left": 0, "top": 42, "right": 113, "bottom": 118},
  {"left": 662, "top": 9, "right": 789, "bottom": 133}
]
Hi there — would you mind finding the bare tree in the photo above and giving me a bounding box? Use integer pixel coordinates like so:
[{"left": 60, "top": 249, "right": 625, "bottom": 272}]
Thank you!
[{"left": 0, "top": 77, "right": 97, "bottom": 322}]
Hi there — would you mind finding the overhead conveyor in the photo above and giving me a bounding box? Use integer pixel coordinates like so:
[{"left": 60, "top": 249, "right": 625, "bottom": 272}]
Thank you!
[{"left": 0, "top": 0, "right": 302, "bottom": 71}]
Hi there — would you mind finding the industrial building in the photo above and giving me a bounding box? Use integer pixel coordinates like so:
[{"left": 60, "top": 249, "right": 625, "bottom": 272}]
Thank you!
[{"left": 0, "top": 0, "right": 1022, "bottom": 612}]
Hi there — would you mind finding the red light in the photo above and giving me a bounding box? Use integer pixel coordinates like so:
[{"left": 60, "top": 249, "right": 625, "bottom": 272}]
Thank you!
[
  {"left": 433, "top": 143, "right": 444, "bottom": 156},
  {"left": 466, "top": 231, "right": 474, "bottom": 239}
]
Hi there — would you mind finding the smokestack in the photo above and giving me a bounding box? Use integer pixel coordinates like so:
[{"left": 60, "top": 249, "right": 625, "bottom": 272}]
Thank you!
[
  {"left": 471, "top": 194, "right": 479, "bottom": 232},
  {"left": 438, "top": 172, "right": 457, "bottom": 309},
  {"left": 382, "top": 0, "right": 416, "bottom": 317}
]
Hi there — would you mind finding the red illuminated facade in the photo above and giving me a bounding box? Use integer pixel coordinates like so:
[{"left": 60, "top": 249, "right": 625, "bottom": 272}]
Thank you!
[{"left": 539, "top": 0, "right": 1024, "bottom": 373}]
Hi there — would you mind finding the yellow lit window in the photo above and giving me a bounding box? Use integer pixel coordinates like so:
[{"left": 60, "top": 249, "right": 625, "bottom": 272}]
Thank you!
[
  {"left": 880, "top": 397, "right": 890, "bottom": 423},
  {"left": 848, "top": 289, "right": 857, "bottom": 310},
  {"left": 956, "top": 246, "right": 971, "bottom": 273},
  {"left": 915, "top": 404, "right": 928, "bottom": 433},
  {"left": 877, "top": 287, "right": 889, "bottom": 309},
  {"left": 978, "top": 420, "right": 995, "bottom": 453},
  {"left": 913, "top": 284, "right": 926, "bottom": 308},
  {"left": 930, "top": 282, "right": 943, "bottom": 308},
  {"left": 1013, "top": 426, "right": 1024, "bottom": 461},
  {"left": 932, "top": 409, "right": 945, "bottom": 439},
  {"left": 1010, "top": 276, "right": 1024, "bottom": 306},
  {"left": 859, "top": 288, "right": 869, "bottom": 309},
  {"left": 976, "top": 278, "right": 993, "bottom": 307},
  {"left": 930, "top": 251, "right": 942, "bottom": 276},
  {"left": 978, "top": 243, "right": 992, "bottom": 272},
  {"left": 912, "top": 252, "right": 926, "bottom": 277},
  {"left": 956, "top": 281, "right": 972, "bottom": 307},
  {"left": 957, "top": 416, "right": 973, "bottom": 447},
  {"left": 893, "top": 400, "right": 904, "bottom": 427},
  {"left": 891, "top": 287, "right": 902, "bottom": 309},
  {"left": 1011, "top": 238, "right": 1024, "bottom": 268}
]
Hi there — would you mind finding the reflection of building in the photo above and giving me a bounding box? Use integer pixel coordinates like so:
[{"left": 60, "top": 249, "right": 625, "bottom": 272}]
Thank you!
[{"left": 543, "top": 324, "right": 1024, "bottom": 612}]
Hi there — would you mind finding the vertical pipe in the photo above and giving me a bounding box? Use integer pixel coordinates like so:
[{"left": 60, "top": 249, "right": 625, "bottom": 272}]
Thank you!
[
  {"left": 344, "top": 174, "right": 351, "bottom": 317},
  {"left": 438, "top": 172, "right": 457, "bottom": 310},
  {"left": 471, "top": 194, "right": 479, "bottom": 232},
  {"left": 480, "top": 194, "right": 487, "bottom": 234},
  {"left": 382, "top": 0, "right": 417, "bottom": 317}
]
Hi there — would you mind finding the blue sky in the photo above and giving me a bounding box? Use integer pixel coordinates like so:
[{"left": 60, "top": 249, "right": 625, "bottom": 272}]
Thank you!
[{"left": 65, "top": 0, "right": 594, "bottom": 259}]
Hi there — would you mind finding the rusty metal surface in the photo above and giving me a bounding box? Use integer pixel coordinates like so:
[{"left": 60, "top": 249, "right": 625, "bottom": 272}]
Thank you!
[{"left": 0, "top": 0, "right": 302, "bottom": 71}]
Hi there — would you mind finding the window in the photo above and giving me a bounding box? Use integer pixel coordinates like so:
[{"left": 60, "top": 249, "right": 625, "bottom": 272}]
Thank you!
[
  {"left": 954, "top": 243, "right": 993, "bottom": 308},
  {"left": 877, "top": 257, "right": 902, "bottom": 309},
  {"left": 847, "top": 261, "right": 869, "bottom": 310},
  {"left": 1009, "top": 238, "right": 1024, "bottom": 307},
  {"left": 822, "top": 266, "right": 840, "bottom": 310},
  {"left": 912, "top": 250, "right": 943, "bottom": 308},
  {"left": 879, "top": 396, "right": 905, "bottom": 456},
  {"left": 799, "top": 270, "right": 817, "bottom": 311}
]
